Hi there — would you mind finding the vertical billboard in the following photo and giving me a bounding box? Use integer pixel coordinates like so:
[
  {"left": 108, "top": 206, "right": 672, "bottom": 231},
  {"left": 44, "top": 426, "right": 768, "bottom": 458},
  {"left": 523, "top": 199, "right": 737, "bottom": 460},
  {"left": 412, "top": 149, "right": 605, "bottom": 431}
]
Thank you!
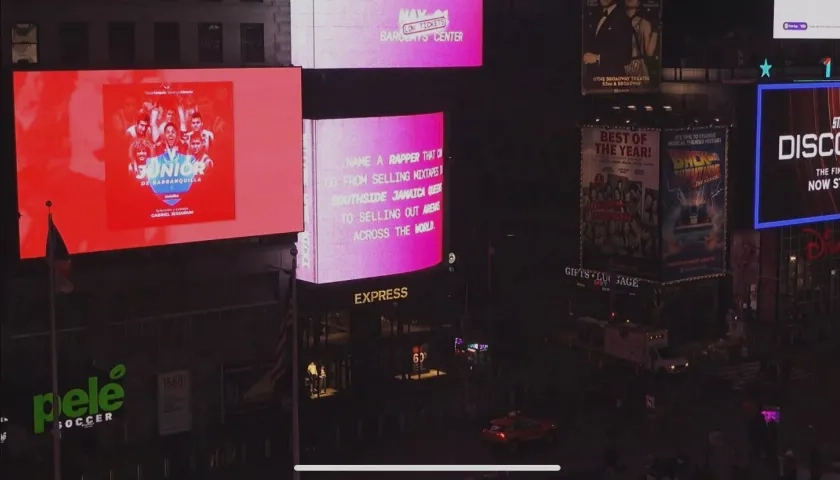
[
  {"left": 13, "top": 69, "right": 303, "bottom": 259},
  {"left": 299, "top": 113, "right": 444, "bottom": 284},
  {"left": 754, "top": 82, "right": 840, "bottom": 229},
  {"left": 660, "top": 128, "right": 727, "bottom": 282},
  {"left": 290, "top": 0, "right": 483, "bottom": 69},
  {"left": 581, "top": 0, "right": 662, "bottom": 95},
  {"left": 581, "top": 127, "right": 660, "bottom": 279}
]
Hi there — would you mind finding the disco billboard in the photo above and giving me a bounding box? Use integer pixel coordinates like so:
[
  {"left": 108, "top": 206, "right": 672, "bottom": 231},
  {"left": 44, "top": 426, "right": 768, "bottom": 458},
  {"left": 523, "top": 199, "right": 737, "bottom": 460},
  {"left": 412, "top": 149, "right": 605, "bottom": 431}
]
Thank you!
[
  {"left": 290, "top": 0, "right": 483, "bottom": 69},
  {"left": 754, "top": 82, "right": 840, "bottom": 229},
  {"left": 581, "top": 127, "right": 660, "bottom": 279},
  {"left": 661, "top": 128, "right": 727, "bottom": 282},
  {"left": 298, "top": 113, "right": 444, "bottom": 284}
]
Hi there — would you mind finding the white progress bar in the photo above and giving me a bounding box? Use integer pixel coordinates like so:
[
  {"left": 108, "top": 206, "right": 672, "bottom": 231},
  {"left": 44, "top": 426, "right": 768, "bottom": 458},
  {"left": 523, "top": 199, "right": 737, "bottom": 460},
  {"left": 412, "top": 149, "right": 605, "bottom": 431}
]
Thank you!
[{"left": 295, "top": 465, "right": 562, "bottom": 472}]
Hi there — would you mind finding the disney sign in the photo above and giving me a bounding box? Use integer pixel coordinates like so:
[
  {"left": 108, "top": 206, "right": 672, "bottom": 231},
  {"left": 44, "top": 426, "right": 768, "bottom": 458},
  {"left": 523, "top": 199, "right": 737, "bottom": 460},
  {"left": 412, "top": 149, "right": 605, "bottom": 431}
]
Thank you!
[{"left": 803, "top": 228, "right": 840, "bottom": 261}]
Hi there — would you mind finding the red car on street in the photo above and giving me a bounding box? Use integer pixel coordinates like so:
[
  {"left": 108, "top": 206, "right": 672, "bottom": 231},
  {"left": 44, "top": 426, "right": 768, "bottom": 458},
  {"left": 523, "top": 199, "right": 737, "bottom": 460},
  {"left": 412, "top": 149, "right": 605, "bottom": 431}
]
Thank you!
[{"left": 481, "top": 411, "right": 556, "bottom": 451}]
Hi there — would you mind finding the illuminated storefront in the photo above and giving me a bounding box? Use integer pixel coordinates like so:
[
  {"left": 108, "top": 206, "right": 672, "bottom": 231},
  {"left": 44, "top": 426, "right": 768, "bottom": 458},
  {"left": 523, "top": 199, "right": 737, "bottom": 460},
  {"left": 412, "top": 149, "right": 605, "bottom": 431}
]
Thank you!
[
  {"left": 733, "top": 221, "right": 838, "bottom": 328},
  {"left": 394, "top": 342, "right": 447, "bottom": 380},
  {"left": 777, "top": 221, "right": 840, "bottom": 320},
  {"left": 298, "top": 269, "right": 454, "bottom": 401},
  {"left": 454, "top": 338, "right": 490, "bottom": 370}
]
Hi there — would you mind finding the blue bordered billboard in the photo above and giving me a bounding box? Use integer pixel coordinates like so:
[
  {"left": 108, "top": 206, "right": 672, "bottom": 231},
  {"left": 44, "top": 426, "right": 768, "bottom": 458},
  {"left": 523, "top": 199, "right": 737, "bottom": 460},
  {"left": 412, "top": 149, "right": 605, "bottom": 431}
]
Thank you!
[{"left": 754, "top": 82, "right": 840, "bottom": 229}]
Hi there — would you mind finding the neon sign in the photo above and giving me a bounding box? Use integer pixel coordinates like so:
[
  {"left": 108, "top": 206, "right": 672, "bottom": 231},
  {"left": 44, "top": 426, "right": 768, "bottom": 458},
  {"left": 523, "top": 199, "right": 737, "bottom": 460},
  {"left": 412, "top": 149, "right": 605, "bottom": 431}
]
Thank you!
[{"left": 803, "top": 227, "right": 840, "bottom": 261}]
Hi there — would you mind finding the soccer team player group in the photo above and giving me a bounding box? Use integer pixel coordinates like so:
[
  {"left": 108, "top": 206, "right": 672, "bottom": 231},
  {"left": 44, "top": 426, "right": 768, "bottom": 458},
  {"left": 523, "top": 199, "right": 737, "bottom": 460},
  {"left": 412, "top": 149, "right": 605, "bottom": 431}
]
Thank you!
[{"left": 125, "top": 98, "right": 216, "bottom": 181}]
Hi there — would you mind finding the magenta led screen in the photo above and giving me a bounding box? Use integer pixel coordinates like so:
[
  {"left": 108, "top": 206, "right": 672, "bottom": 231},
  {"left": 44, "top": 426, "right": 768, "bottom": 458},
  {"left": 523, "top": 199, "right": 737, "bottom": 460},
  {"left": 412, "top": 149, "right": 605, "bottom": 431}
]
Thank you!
[
  {"left": 298, "top": 113, "right": 445, "bottom": 284},
  {"left": 291, "top": 0, "right": 483, "bottom": 69}
]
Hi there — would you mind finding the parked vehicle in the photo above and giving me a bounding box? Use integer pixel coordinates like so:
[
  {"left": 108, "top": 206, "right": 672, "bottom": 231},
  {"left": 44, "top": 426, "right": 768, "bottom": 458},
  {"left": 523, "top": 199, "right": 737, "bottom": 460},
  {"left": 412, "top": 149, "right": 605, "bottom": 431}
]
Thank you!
[{"left": 603, "top": 323, "right": 689, "bottom": 374}]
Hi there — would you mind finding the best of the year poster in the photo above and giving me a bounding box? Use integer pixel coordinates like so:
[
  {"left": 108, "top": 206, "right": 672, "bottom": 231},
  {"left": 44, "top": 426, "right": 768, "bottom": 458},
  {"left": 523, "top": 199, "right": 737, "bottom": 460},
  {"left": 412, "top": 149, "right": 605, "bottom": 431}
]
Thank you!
[
  {"left": 102, "top": 81, "right": 236, "bottom": 231},
  {"left": 660, "top": 128, "right": 727, "bottom": 282},
  {"left": 581, "top": 0, "right": 662, "bottom": 95},
  {"left": 581, "top": 127, "right": 660, "bottom": 279}
]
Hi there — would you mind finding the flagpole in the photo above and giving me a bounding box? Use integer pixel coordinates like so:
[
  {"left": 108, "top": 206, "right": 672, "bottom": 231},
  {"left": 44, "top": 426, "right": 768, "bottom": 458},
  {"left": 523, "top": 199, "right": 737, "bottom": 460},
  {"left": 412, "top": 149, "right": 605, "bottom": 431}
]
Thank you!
[
  {"left": 290, "top": 246, "right": 300, "bottom": 480},
  {"left": 46, "top": 201, "right": 63, "bottom": 480}
]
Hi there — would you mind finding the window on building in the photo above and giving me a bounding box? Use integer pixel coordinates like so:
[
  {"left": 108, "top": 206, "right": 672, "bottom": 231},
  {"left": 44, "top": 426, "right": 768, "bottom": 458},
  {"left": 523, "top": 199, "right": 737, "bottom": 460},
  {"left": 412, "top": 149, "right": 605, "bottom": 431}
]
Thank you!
[
  {"left": 154, "top": 22, "right": 180, "bottom": 65},
  {"left": 198, "top": 23, "right": 223, "bottom": 63},
  {"left": 11, "top": 23, "right": 38, "bottom": 64},
  {"left": 58, "top": 22, "right": 89, "bottom": 66},
  {"left": 108, "top": 22, "right": 136, "bottom": 66},
  {"left": 780, "top": 222, "right": 840, "bottom": 320},
  {"left": 240, "top": 23, "right": 265, "bottom": 63}
]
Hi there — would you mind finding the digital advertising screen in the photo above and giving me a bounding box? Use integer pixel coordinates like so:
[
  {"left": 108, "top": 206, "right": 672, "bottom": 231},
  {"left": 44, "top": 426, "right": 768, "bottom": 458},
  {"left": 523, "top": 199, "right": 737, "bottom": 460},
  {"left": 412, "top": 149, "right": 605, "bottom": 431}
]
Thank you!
[
  {"left": 298, "top": 113, "right": 444, "bottom": 284},
  {"left": 13, "top": 68, "right": 303, "bottom": 259},
  {"left": 290, "top": 0, "right": 483, "bottom": 69},
  {"left": 773, "top": 0, "right": 840, "bottom": 39},
  {"left": 754, "top": 82, "right": 840, "bottom": 229}
]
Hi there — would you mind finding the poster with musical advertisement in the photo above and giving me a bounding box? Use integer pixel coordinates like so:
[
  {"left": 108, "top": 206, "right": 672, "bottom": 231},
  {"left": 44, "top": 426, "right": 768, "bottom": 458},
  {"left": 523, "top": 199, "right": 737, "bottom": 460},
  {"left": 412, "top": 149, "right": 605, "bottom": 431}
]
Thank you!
[
  {"left": 581, "top": 127, "right": 660, "bottom": 279},
  {"left": 581, "top": 0, "right": 661, "bottom": 95},
  {"left": 102, "top": 81, "right": 236, "bottom": 231},
  {"left": 660, "top": 128, "right": 727, "bottom": 282}
]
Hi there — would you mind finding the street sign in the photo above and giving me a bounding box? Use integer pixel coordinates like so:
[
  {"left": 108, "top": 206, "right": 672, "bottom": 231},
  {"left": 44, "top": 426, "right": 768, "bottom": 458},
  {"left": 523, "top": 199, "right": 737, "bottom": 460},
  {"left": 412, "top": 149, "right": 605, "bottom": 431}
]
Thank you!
[{"left": 157, "top": 370, "right": 192, "bottom": 435}]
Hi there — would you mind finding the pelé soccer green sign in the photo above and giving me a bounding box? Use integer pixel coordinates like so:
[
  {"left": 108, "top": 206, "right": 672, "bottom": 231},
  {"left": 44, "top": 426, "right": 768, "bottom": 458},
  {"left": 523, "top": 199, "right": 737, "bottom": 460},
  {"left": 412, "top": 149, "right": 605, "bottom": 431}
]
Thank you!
[{"left": 33, "top": 364, "right": 126, "bottom": 434}]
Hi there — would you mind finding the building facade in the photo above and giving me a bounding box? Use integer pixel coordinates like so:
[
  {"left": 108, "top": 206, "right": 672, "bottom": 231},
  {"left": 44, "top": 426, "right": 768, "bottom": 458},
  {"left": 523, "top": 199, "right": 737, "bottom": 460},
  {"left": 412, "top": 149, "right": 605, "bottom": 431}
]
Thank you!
[
  {"left": 1, "top": 240, "right": 297, "bottom": 476},
  {"left": 294, "top": 262, "right": 456, "bottom": 448},
  {"left": 2, "top": 0, "right": 291, "bottom": 68},
  {"left": 777, "top": 221, "right": 840, "bottom": 319},
  {"left": 730, "top": 220, "right": 839, "bottom": 344}
]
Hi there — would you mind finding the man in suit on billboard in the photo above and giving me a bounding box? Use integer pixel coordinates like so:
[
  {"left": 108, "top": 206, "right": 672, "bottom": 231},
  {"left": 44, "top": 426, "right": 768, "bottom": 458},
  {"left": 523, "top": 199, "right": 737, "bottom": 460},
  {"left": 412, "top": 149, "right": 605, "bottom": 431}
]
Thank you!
[{"left": 583, "top": 0, "right": 635, "bottom": 80}]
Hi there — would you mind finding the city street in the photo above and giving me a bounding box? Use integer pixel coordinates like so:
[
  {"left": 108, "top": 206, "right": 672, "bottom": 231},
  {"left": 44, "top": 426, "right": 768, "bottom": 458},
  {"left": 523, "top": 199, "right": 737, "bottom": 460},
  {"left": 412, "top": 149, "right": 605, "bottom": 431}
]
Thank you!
[
  {"left": 297, "top": 339, "right": 840, "bottom": 480},
  {"left": 13, "top": 337, "right": 831, "bottom": 480}
]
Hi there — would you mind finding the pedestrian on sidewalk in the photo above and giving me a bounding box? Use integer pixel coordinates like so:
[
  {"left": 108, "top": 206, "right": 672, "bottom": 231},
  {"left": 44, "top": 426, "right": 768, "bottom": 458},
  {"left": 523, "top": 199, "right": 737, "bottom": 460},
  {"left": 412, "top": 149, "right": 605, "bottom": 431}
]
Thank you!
[
  {"left": 780, "top": 360, "right": 792, "bottom": 389},
  {"left": 730, "top": 462, "right": 749, "bottom": 479},
  {"left": 781, "top": 450, "right": 797, "bottom": 480},
  {"left": 749, "top": 410, "right": 767, "bottom": 459},
  {"left": 809, "top": 446, "right": 823, "bottom": 480},
  {"left": 765, "top": 422, "right": 779, "bottom": 469}
]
